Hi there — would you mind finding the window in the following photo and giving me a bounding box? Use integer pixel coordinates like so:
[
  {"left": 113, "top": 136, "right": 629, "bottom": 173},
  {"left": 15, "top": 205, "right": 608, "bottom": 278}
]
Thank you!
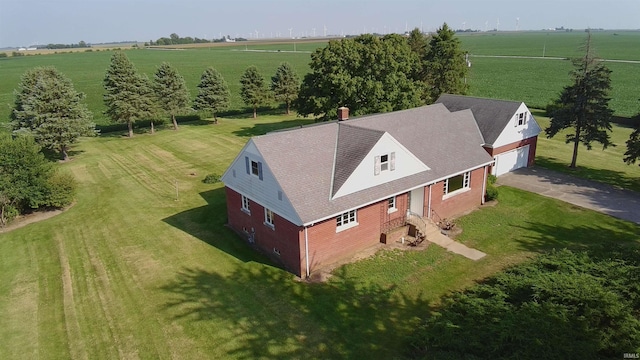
[
  {"left": 264, "top": 208, "right": 275, "bottom": 228},
  {"left": 241, "top": 195, "right": 250, "bottom": 213},
  {"left": 387, "top": 196, "right": 397, "bottom": 213},
  {"left": 444, "top": 172, "right": 471, "bottom": 196},
  {"left": 516, "top": 112, "right": 526, "bottom": 126},
  {"left": 380, "top": 154, "right": 389, "bottom": 171},
  {"left": 244, "top": 156, "right": 263, "bottom": 180},
  {"left": 336, "top": 209, "right": 357, "bottom": 230},
  {"left": 374, "top": 152, "right": 396, "bottom": 175}
]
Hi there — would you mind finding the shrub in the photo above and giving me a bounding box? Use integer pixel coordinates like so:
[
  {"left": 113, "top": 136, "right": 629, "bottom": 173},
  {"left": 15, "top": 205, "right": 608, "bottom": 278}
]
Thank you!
[
  {"left": 202, "top": 173, "right": 221, "bottom": 184},
  {"left": 485, "top": 174, "right": 499, "bottom": 201},
  {"left": 0, "top": 52, "right": 8, "bottom": 58},
  {"left": 45, "top": 170, "right": 76, "bottom": 208}
]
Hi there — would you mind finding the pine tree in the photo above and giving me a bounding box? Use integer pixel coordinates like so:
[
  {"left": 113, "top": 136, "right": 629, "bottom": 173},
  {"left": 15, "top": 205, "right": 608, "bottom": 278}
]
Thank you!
[
  {"left": 240, "top": 66, "right": 269, "bottom": 119},
  {"left": 271, "top": 62, "right": 300, "bottom": 115},
  {"left": 10, "top": 66, "right": 95, "bottom": 160},
  {"left": 623, "top": 110, "right": 640, "bottom": 166},
  {"left": 152, "top": 62, "right": 190, "bottom": 131},
  {"left": 193, "top": 67, "right": 230, "bottom": 123},
  {"left": 103, "top": 52, "right": 155, "bottom": 137},
  {"left": 423, "top": 23, "right": 469, "bottom": 102},
  {"left": 545, "top": 32, "right": 614, "bottom": 168}
]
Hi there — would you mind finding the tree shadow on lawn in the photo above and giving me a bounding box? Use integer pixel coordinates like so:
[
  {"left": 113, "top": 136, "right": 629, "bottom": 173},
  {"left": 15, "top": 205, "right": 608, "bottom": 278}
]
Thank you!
[
  {"left": 162, "top": 187, "right": 273, "bottom": 266},
  {"left": 159, "top": 264, "right": 431, "bottom": 359},
  {"left": 511, "top": 219, "right": 640, "bottom": 255},
  {"left": 231, "top": 118, "right": 318, "bottom": 138},
  {"left": 536, "top": 156, "right": 640, "bottom": 193}
]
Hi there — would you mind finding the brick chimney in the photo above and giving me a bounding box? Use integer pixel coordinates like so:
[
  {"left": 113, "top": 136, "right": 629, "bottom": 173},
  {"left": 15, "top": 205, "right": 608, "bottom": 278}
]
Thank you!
[{"left": 338, "top": 106, "right": 349, "bottom": 121}]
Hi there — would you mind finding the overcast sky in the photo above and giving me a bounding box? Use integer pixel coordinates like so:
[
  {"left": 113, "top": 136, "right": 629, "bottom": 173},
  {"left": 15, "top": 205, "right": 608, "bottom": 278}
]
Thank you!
[{"left": 1, "top": 0, "right": 638, "bottom": 47}]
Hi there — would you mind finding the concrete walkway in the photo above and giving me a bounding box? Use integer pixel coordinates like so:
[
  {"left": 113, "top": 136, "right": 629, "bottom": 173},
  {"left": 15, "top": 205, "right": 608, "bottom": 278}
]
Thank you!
[
  {"left": 424, "top": 221, "right": 486, "bottom": 260},
  {"left": 497, "top": 167, "right": 640, "bottom": 224}
]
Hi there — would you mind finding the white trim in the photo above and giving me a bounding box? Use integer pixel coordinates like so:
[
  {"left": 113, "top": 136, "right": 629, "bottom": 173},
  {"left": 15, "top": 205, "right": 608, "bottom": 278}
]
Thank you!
[
  {"left": 481, "top": 165, "right": 488, "bottom": 205},
  {"left": 442, "top": 186, "right": 472, "bottom": 200},
  {"left": 304, "top": 227, "right": 310, "bottom": 278},
  {"left": 427, "top": 184, "right": 432, "bottom": 218},
  {"left": 302, "top": 162, "right": 494, "bottom": 227},
  {"left": 336, "top": 209, "right": 358, "bottom": 232},
  {"left": 225, "top": 184, "right": 303, "bottom": 226}
]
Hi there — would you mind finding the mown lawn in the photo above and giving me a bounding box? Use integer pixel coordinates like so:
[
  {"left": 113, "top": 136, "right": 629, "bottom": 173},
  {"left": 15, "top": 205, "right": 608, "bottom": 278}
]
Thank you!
[
  {"left": 533, "top": 111, "right": 640, "bottom": 193},
  {"left": 1, "top": 114, "right": 638, "bottom": 359}
]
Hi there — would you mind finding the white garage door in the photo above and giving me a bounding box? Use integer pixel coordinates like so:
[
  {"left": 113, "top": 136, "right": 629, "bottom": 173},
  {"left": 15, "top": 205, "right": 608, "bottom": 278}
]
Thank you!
[{"left": 493, "top": 145, "right": 529, "bottom": 176}]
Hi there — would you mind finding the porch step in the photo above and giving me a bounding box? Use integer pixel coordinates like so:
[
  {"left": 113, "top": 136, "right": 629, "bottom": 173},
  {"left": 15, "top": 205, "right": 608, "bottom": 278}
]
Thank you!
[{"left": 424, "top": 219, "right": 486, "bottom": 261}]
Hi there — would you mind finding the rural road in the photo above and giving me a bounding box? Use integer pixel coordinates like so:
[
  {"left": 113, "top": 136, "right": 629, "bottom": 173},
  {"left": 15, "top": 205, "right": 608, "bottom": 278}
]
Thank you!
[{"left": 497, "top": 167, "right": 640, "bottom": 224}]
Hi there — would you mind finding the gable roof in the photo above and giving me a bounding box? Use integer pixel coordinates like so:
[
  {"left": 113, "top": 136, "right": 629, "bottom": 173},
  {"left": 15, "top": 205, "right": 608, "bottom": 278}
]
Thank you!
[
  {"left": 435, "top": 94, "right": 523, "bottom": 145},
  {"left": 226, "top": 103, "right": 494, "bottom": 226}
]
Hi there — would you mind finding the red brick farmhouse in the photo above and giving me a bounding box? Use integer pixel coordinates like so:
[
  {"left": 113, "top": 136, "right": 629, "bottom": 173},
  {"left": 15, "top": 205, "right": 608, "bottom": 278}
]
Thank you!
[{"left": 221, "top": 95, "right": 541, "bottom": 277}]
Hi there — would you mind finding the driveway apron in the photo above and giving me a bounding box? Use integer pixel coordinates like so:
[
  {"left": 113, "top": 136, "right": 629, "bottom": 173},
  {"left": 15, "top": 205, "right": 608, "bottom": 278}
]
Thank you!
[{"left": 497, "top": 167, "right": 640, "bottom": 225}]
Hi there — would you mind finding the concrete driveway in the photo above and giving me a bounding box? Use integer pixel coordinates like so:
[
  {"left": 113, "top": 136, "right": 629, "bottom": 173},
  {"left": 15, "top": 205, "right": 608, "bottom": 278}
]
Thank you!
[{"left": 497, "top": 167, "right": 640, "bottom": 225}]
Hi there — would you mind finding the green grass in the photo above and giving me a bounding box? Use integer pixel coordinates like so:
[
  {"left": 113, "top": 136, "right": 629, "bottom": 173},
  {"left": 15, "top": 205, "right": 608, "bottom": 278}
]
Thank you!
[
  {"left": 1, "top": 115, "right": 638, "bottom": 359},
  {"left": 533, "top": 111, "right": 640, "bottom": 192}
]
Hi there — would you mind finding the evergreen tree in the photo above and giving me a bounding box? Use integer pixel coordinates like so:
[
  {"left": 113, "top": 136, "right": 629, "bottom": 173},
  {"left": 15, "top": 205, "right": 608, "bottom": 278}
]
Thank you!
[
  {"left": 193, "top": 67, "right": 230, "bottom": 123},
  {"left": 152, "top": 62, "right": 190, "bottom": 131},
  {"left": 271, "top": 62, "right": 300, "bottom": 115},
  {"left": 103, "top": 52, "right": 155, "bottom": 137},
  {"left": 10, "top": 66, "right": 95, "bottom": 160},
  {"left": 423, "top": 23, "right": 469, "bottom": 102},
  {"left": 296, "top": 34, "right": 422, "bottom": 120},
  {"left": 240, "top": 66, "right": 269, "bottom": 119},
  {"left": 407, "top": 28, "right": 430, "bottom": 82},
  {"left": 545, "top": 32, "right": 614, "bottom": 168},
  {"left": 623, "top": 109, "right": 640, "bottom": 166}
]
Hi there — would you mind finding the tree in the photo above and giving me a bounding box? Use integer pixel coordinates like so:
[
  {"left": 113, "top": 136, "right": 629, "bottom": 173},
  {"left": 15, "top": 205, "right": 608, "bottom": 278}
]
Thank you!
[
  {"left": 406, "top": 28, "right": 430, "bottom": 81},
  {"left": 296, "top": 34, "right": 422, "bottom": 120},
  {"left": 152, "top": 62, "right": 190, "bottom": 131},
  {"left": 271, "top": 62, "right": 300, "bottom": 115},
  {"left": 623, "top": 110, "right": 640, "bottom": 166},
  {"left": 240, "top": 66, "right": 269, "bottom": 119},
  {"left": 10, "top": 66, "right": 95, "bottom": 160},
  {"left": 423, "top": 23, "right": 469, "bottom": 102},
  {"left": 103, "top": 52, "right": 156, "bottom": 137},
  {"left": 545, "top": 32, "right": 614, "bottom": 168},
  {"left": 410, "top": 249, "right": 640, "bottom": 359},
  {"left": 193, "top": 67, "right": 231, "bottom": 123},
  {"left": 0, "top": 135, "right": 75, "bottom": 226}
]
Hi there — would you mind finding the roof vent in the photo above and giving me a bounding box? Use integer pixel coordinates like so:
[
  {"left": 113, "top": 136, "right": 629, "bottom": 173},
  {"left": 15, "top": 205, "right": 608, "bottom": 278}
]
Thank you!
[{"left": 338, "top": 106, "right": 349, "bottom": 121}]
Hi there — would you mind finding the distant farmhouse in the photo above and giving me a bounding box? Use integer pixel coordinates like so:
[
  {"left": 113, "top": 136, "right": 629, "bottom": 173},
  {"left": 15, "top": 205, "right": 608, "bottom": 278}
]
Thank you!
[{"left": 222, "top": 95, "right": 541, "bottom": 277}]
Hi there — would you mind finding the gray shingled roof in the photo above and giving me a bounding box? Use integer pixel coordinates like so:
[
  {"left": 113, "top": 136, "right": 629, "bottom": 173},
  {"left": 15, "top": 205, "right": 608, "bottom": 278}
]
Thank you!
[
  {"left": 247, "top": 103, "right": 493, "bottom": 225},
  {"left": 435, "top": 94, "right": 523, "bottom": 145},
  {"left": 332, "top": 124, "right": 385, "bottom": 197}
]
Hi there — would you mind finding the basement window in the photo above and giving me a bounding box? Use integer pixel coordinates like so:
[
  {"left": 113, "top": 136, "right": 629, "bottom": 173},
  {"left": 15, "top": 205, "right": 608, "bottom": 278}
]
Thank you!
[{"left": 336, "top": 209, "right": 358, "bottom": 232}]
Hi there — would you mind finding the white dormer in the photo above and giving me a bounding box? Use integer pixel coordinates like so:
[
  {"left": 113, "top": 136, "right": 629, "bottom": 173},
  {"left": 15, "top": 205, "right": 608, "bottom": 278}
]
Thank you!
[{"left": 332, "top": 132, "right": 429, "bottom": 199}]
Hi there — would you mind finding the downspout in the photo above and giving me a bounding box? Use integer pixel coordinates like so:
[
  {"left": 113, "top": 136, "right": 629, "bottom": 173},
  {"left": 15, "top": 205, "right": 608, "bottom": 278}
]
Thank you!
[
  {"left": 427, "top": 185, "right": 432, "bottom": 219},
  {"left": 481, "top": 166, "right": 488, "bottom": 205},
  {"left": 304, "top": 226, "right": 310, "bottom": 278}
]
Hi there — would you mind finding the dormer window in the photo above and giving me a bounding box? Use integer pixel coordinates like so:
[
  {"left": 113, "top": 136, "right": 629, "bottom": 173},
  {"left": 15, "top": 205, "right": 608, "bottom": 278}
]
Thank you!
[
  {"left": 374, "top": 152, "right": 396, "bottom": 175},
  {"left": 244, "top": 156, "right": 263, "bottom": 180}
]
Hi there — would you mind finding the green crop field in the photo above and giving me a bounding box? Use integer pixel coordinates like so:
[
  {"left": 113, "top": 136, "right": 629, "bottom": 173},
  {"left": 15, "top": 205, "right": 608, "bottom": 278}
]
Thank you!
[{"left": 1, "top": 31, "right": 639, "bottom": 128}]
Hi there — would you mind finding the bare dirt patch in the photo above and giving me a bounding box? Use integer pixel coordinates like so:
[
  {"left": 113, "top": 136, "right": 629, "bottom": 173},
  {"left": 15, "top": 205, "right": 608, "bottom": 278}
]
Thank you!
[{"left": 0, "top": 204, "right": 73, "bottom": 234}]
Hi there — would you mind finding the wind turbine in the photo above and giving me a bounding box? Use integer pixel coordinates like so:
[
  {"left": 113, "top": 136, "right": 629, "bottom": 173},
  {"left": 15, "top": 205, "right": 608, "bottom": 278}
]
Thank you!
[
  {"left": 255, "top": 29, "right": 259, "bottom": 39},
  {"left": 288, "top": 28, "right": 293, "bottom": 38},
  {"left": 323, "top": 25, "right": 327, "bottom": 37},
  {"left": 516, "top": 17, "right": 520, "bottom": 31},
  {"left": 462, "top": 21, "right": 466, "bottom": 31},
  {"left": 496, "top": 18, "right": 500, "bottom": 31}
]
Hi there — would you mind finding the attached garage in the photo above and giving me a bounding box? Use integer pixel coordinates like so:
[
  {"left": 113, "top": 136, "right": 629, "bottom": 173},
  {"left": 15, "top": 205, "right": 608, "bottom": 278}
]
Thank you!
[{"left": 493, "top": 145, "right": 529, "bottom": 176}]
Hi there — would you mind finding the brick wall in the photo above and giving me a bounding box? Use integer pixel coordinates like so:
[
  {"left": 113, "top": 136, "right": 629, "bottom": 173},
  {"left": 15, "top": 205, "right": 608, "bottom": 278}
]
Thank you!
[
  {"left": 226, "top": 187, "right": 304, "bottom": 276},
  {"left": 429, "top": 167, "right": 486, "bottom": 220}
]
